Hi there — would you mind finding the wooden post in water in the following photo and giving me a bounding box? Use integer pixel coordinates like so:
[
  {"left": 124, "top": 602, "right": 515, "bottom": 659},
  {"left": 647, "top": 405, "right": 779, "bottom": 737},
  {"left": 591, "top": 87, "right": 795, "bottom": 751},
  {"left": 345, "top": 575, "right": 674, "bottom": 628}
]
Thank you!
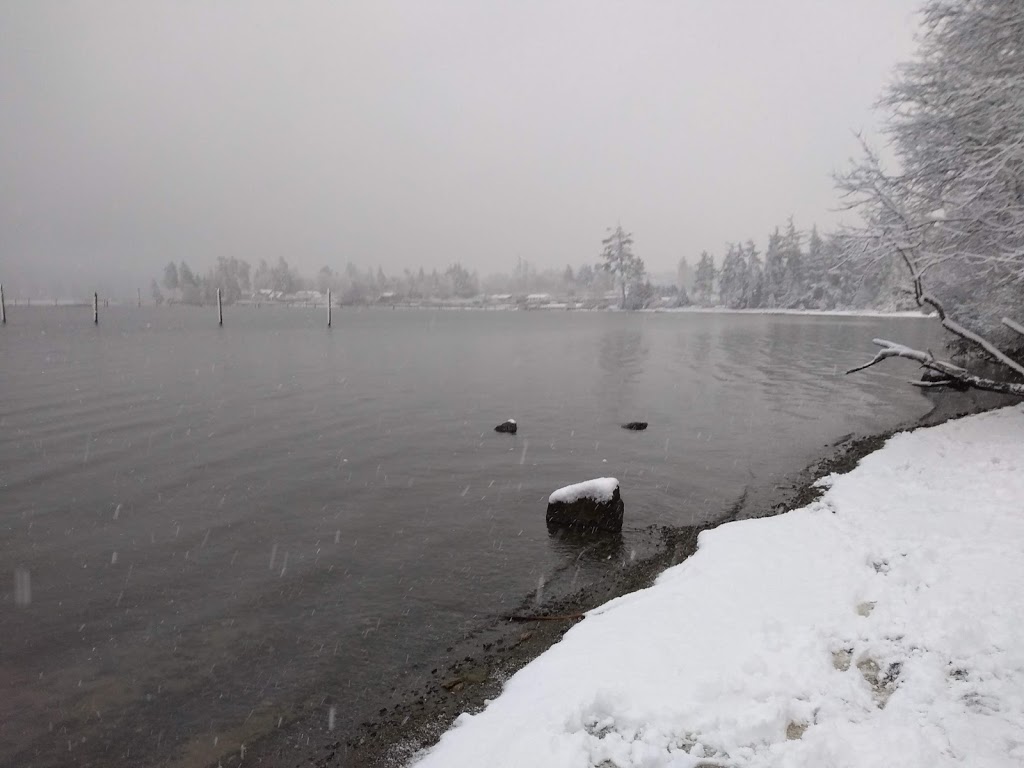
[
  {"left": 328, "top": 289, "right": 332, "bottom": 328},
  {"left": 1, "top": 284, "right": 6, "bottom": 324},
  {"left": 217, "top": 288, "right": 223, "bottom": 326},
  {"left": 137, "top": 288, "right": 142, "bottom": 308},
  {"left": 93, "top": 292, "right": 99, "bottom": 324}
]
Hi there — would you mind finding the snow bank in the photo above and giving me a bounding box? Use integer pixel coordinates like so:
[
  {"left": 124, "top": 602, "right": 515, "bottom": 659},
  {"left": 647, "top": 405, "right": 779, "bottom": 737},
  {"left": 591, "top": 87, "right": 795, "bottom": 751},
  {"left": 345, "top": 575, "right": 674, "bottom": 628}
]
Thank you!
[
  {"left": 413, "top": 405, "right": 1024, "bottom": 768},
  {"left": 548, "top": 478, "right": 619, "bottom": 505}
]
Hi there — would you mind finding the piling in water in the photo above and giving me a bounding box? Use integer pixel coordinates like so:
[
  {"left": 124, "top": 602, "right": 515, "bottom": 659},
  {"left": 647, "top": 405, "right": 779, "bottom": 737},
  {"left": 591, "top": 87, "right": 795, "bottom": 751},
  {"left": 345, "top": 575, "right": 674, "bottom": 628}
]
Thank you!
[
  {"left": 93, "top": 293, "right": 99, "bottom": 324},
  {"left": 1, "top": 284, "right": 6, "bottom": 324},
  {"left": 328, "top": 289, "right": 332, "bottom": 328},
  {"left": 217, "top": 288, "right": 223, "bottom": 326}
]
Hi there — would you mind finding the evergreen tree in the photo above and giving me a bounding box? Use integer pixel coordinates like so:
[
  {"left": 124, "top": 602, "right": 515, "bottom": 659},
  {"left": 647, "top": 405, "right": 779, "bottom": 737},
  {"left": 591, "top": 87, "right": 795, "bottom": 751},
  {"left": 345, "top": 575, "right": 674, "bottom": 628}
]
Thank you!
[
  {"left": 252, "top": 259, "right": 272, "bottom": 291},
  {"left": 162, "top": 262, "right": 179, "bottom": 293},
  {"left": 745, "top": 241, "right": 764, "bottom": 308},
  {"left": 600, "top": 225, "right": 643, "bottom": 309},
  {"left": 576, "top": 263, "right": 595, "bottom": 290},
  {"left": 803, "top": 226, "right": 827, "bottom": 307},
  {"left": 676, "top": 256, "right": 693, "bottom": 295},
  {"left": 694, "top": 251, "right": 716, "bottom": 305},
  {"left": 178, "top": 261, "right": 201, "bottom": 304},
  {"left": 762, "top": 229, "right": 785, "bottom": 308},
  {"left": 270, "top": 257, "right": 298, "bottom": 294},
  {"left": 718, "top": 243, "right": 750, "bottom": 308},
  {"left": 780, "top": 218, "right": 804, "bottom": 307}
]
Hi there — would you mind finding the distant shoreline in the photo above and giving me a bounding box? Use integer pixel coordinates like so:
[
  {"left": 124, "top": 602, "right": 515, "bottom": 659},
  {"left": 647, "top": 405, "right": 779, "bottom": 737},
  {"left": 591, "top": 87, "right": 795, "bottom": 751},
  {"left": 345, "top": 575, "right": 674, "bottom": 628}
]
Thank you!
[{"left": 0, "top": 301, "right": 930, "bottom": 320}]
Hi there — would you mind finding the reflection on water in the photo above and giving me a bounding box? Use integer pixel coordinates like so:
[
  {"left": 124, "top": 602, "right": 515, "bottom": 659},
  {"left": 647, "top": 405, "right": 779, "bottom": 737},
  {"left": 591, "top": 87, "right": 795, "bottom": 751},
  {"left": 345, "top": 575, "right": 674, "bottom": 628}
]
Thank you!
[
  {"left": 0, "top": 307, "right": 944, "bottom": 767},
  {"left": 546, "top": 525, "right": 625, "bottom": 567},
  {"left": 596, "top": 328, "right": 649, "bottom": 419}
]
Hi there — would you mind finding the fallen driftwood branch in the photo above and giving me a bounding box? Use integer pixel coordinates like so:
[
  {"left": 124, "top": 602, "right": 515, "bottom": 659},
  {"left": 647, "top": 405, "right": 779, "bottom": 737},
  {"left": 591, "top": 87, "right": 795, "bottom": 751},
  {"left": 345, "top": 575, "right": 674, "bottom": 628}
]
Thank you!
[
  {"left": 502, "top": 613, "right": 585, "bottom": 623},
  {"left": 847, "top": 338, "right": 1024, "bottom": 396},
  {"left": 845, "top": 248, "right": 1024, "bottom": 397}
]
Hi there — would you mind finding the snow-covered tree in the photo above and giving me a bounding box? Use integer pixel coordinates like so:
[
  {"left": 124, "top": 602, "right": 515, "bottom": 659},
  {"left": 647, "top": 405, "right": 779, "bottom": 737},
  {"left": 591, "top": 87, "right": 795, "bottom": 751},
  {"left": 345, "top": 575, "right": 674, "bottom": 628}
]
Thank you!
[
  {"left": 576, "top": 263, "right": 595, "bottom": 291},
  {"left": 178, "top": 261, "right": 201, "bottom": 304},
  {"left": 600, "top": 225, "right": 643, "bottom": 308},
  {"left": 270, "top": 257, "right": 299, "bottom": 294},
  {"left": 762, "top": 229, "right": 785, "bottom": 308},
  {"left": 803, "top": 226, "right": 828, "bottom": 307},
  {"left": 694, "top": 251, "right": 716, "bottom": 305},
  {"left": 162, "top": 262, "right": 179, "bottom": 293},
  {"left": 718, "top": 243, "right": 750, "bottom": 308},
  {"left": 676, "top": 256, "right": 694, "bottom": 296},
  {"left": 745, "top": 241, "right": 764, "bottom": 309},
  {"left": 625, "top": 275, "right": 654, "bottom": 310},
  {"left": 445, "top": 262, "right": 479, "bottom": 298},
  {"left": 842, "top": 0, "right": 1024, "bottom": 395},
  {"left": 779, "top": 218, "right": 804, "bottom": 307}
]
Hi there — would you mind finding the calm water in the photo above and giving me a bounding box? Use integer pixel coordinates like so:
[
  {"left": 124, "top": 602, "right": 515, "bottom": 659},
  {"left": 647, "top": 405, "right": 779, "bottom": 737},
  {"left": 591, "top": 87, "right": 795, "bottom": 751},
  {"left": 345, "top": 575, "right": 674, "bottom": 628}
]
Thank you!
[{"left": 0, "top": 307, "right": 942, "bottom": 767}]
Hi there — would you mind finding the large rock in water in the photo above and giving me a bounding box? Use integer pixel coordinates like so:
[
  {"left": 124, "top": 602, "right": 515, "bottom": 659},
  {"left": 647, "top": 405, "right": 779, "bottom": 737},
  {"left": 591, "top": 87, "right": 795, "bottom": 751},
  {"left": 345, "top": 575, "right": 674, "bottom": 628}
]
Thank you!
[
  {"left": 546, "top": 477, "right": 624, "bottom": 532},
  {"left": 622, "top": 421, "right": 648, "bottom": 431},
  {"left": 494, "top": 419, "right": 517, "bottom": 434}
]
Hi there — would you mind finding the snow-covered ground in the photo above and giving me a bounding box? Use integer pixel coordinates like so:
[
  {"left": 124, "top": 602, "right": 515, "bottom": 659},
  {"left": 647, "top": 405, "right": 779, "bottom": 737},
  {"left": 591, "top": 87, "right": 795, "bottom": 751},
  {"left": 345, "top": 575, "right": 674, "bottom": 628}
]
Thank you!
[{"left": 412, "top": 405, "right": 1024, "bottom": 768}]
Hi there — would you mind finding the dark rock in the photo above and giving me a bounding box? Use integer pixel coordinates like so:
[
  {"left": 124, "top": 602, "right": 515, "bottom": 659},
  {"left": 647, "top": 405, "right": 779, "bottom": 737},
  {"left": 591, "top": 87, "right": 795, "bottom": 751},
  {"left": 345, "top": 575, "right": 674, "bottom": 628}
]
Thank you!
[
  {"left": 621, "top": 421, "right": 648, "bottom": 431},
  {"left": 546, "top": 479, "right": 624, "bottom": 533},
  {"left": 494, "top": 419, "right": 517, "bottom": 434}
]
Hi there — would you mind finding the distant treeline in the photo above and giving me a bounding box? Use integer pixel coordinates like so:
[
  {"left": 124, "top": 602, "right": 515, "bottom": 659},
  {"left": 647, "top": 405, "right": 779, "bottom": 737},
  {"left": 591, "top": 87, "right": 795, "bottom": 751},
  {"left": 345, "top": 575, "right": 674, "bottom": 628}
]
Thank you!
[
  {"left": 152, "top": 217, "right": 904, "bottom": 311},
  {"left": 153, "top": 256, "right": 666, "bottom": 307}
]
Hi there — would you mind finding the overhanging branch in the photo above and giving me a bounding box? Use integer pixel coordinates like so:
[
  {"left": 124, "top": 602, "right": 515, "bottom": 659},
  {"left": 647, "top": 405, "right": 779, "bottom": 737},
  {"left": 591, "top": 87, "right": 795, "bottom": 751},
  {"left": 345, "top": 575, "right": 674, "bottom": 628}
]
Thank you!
[
  {"left": 1003, "top": 317, "right": 1024, "bottom": 338},
  {"left": 847, "top": 339, "right": 1024, "bottom": 396}
]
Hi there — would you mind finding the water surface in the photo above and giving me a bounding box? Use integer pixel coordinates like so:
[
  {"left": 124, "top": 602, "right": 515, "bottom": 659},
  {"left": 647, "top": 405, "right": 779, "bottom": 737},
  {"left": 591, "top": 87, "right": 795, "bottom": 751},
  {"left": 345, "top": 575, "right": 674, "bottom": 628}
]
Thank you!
[{"left": 0, "top": 307, "right": 942, "bottom": 767}]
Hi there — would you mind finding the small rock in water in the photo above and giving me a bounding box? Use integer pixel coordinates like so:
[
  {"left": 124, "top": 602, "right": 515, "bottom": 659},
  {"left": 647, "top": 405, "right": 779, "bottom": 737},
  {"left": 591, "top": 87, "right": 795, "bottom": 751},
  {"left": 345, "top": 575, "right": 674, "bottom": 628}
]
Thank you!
[
  {"left": 546, "top": 478, "right": 624, "bottom": 532},
  {"left": 494, "top": 419, "right": 517, "bottom": 434},
  {"left": 621, "top": 421, "right": 648, "bottom": 431}
]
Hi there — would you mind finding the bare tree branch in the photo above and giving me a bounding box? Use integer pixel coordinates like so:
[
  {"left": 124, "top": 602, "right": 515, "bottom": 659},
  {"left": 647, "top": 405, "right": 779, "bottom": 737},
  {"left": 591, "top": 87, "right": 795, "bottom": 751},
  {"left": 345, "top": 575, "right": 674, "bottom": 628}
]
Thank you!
[
  {"left": 890, "top": 246, "right": 1024, "bottom": 377},
  {"left": 847, "top": 339, "right": 1024, "bottom": 396},
  {"left": 1002, "top": 317, "right": 1024, "bottom": 338}
]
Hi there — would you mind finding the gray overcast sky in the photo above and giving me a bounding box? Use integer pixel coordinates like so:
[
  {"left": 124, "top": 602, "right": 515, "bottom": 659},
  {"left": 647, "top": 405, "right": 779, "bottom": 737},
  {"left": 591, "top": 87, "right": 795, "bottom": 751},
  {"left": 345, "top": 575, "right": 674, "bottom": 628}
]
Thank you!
[{"left": 0, "top": 0, "right": 918, "bottom": 297}]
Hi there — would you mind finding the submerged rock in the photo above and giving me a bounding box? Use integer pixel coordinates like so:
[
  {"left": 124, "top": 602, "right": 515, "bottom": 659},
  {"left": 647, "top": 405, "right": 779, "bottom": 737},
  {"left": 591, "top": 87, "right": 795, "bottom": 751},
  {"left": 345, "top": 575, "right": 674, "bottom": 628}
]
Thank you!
[
  {"left": 621, "top": 421, "right": 648, "bottom": 431},
  {"left": 494, "top": 419, "right": 517, "bottom": 434},
  {"left": 546, "top": 477, "right": 624, "bottom": 532}
]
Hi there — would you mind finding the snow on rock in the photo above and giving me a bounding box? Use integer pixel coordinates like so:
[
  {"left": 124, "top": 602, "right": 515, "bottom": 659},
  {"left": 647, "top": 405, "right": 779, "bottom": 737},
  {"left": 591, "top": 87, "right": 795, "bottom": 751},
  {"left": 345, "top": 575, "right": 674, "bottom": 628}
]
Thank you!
[
  {"left": 546, "top": 478, "right": 624, "bottom": 532},
  {"left": 548, "top": 477, "right": 619, "bottom": 505},
  {"left": 412, "top": 405, "right": 1024, "bottom": 768}
]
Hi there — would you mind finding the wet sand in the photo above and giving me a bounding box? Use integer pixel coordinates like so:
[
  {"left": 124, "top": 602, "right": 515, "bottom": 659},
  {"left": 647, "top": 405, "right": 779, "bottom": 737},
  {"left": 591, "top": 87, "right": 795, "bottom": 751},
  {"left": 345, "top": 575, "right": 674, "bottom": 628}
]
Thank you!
[{"left": 220, "top": 388, "right": 1019, "bottom": 768}]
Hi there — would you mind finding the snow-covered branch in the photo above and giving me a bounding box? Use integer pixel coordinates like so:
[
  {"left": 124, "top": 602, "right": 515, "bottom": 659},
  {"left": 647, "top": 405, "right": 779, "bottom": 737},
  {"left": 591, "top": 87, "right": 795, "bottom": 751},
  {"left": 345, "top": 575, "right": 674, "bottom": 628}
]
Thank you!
[
  {"left": 847, "top": 339, "right": 1024, "bottom": 396},
  {"left": 1003, "top": 317, "right": 1024, "bottom": 338}
]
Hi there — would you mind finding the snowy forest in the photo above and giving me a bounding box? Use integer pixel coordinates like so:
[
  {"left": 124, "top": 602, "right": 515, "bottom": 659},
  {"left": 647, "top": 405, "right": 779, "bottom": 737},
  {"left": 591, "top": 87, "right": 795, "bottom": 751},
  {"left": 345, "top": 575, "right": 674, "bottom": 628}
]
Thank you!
[{"left": 678, "top": 219, "right": 902, "bottom": 311}]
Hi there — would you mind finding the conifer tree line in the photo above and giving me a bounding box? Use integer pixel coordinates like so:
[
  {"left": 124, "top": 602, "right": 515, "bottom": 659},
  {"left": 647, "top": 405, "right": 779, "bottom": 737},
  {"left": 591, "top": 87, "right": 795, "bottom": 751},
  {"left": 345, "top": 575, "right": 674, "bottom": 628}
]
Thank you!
[{"left": 679, "top": 217, "right": 905, "bottom": 311}]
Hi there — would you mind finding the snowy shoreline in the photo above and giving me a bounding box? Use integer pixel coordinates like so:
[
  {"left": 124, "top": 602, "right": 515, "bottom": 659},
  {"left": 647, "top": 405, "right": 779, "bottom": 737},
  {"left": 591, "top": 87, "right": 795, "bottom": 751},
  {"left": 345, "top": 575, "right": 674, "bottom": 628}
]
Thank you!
[
  {"left": 382, "top": 305, "right": 930, "bottom": 318},
  {"left": 410, "top": 404, "right": 1024, "bottom": 768}
]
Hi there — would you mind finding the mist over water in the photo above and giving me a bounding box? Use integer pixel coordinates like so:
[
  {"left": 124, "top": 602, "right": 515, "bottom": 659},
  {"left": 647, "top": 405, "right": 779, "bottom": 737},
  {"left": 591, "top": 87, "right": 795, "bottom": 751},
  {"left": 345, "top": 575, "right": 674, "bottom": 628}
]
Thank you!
[{"left": 0, "top": 307, "right": 942, "bottom": 766}]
